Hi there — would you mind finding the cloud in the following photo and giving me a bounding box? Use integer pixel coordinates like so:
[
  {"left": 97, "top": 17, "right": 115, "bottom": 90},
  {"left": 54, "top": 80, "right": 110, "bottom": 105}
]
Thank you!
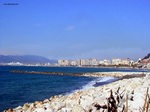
[{"left": 66, "top": 25, "right": 75, "bottom": 31}]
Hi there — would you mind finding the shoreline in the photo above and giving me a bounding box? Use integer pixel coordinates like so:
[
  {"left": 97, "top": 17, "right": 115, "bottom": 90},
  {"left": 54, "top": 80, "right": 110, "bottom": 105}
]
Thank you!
[
  {"left": 4, "top": 72, "right": 150, "bottom": 112},
  {"left": 1, "top": 65, "right": 150, "bottom": 71}
]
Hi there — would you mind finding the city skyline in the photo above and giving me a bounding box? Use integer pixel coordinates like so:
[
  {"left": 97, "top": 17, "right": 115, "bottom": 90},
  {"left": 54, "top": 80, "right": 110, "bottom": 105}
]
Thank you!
[{"left": 0, "top": 0, "right": 150, "bottom": 60}]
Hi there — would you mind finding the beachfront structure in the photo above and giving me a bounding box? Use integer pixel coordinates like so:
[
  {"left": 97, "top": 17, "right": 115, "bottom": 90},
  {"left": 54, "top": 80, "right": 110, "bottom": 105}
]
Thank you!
[
  {"left": 89, "top": 59, "right": 99, "bottom": 65},
  {"left": 70, "top": 60, "right": 77, "bottom": 66},
  {"left": 58, "top": 60, "right": 70, "bottom": 66},
  {"left": 112, "top": 58, "right": 133, "bottom": 65},
  {"left": 80, "top": 59, "right": 99, "bottom": 66},
  {"left": 112, "top": 59, "right": 122, "bottom": 65},
  {"left": 58, "top": 58, "right": 135, "bottom": 66},
  {"left": 99, "top": 59, "right": 111, "bottom": 65},
  {"left": 121, "top": 59, "right": 131, "bottom": 65}
]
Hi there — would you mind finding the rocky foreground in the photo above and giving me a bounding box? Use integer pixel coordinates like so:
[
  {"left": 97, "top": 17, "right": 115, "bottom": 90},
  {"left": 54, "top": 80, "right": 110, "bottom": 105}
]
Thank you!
[{"left": 5, "top": 72, "right": 150, "bottom": 112}]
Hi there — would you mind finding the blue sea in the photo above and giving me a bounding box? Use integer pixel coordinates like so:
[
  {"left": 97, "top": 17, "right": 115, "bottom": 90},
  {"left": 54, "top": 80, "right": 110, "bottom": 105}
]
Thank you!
[{"left": 0, "top": 66, "right": 148, "bottom": 111}]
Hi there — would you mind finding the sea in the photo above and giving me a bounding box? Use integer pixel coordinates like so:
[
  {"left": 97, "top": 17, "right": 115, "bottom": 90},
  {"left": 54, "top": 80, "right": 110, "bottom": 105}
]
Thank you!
[{"left": 0, "top": 66, "right": 149, "bottom": 111}]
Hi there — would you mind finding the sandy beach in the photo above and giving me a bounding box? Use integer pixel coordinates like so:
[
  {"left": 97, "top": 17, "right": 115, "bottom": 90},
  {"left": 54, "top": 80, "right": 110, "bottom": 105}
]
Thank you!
[{"left": 4, "top": 72, "right": 150, "bottom": 112}]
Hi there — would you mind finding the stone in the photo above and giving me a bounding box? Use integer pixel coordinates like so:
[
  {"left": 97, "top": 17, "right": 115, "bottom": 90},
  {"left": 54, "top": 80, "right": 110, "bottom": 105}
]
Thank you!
[
  {"left": 61, "top": 107, "right": 72, "bottom": 112},
  {"left": 79, "top": 95, "right": 94, "bottom": 110},
  {"left": 7, "top": 108, "right": 14, "bottom": 112},
  {"left": 26, "top": 103, "right": 35, "bottom": 112},
  {"left": 72, "top": 105, "right": 86, "bottom": 112},
  {"left": 22, "top": 103, "right": 30, "bottom": 111},
  {"left": 14, "top": 106, "right": 22, "bottom": 110},
  {"left": 51, "top": 101, "right": 65, "bottom": 111},
  {"left": 43, "top": 103, "right": 51, "bottom": 109},
  {"left": 43, "top": 99, "right": 50, "bottom": 103},
  {"left": 33, "top": 108, "right": 45, "bottom": 112}
]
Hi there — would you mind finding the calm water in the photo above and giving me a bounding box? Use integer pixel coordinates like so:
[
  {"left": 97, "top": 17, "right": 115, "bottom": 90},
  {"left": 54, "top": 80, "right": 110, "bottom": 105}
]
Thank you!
[{"left": 0, "top": 66, "right": 147, "bottom": 111}]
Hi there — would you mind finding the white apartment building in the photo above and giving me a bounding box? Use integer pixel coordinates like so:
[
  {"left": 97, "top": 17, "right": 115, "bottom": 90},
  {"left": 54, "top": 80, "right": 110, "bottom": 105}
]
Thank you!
[
  {"left": 99, "top": 59, "right": 111, "bottom": 65},
  {"left": 90, "top": 59, "right": 99, "bottom": 65},
  {"left": 104, "top": 59, "right": 111, "bottom": 65},
  {"left": 121, "top": 59, "right": 131, "bottom": 65},
  {"left": 70, "top": 60, "right": 77, "bottom": 66},
  {"left": 112, "top": 58, "right": 133, "bottom": 65},
  {"left": 112, "top": 59, "right": 122, "bottom": 65},
  {"left": 80, "top": 59, "right": 99, "bottom": 66},
  {"left": 80, "top": 59, "right": 89, "bottom": 66},
  {"left": 58, "top": 60, "right": 70, "bottom": 66}
]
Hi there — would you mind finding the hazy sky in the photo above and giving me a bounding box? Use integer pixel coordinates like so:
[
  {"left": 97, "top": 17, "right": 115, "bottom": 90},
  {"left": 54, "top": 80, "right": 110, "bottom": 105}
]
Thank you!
[{"left": 0, "top": 0, "right": 150, "bottom": 60}]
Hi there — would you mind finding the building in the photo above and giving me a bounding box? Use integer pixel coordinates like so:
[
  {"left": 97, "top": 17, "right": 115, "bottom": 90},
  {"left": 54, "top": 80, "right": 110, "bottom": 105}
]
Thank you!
[
  {"left": 99, "top": 59, "right": 111, "bottom": 65},
  {"left": 112, "top": 59, "right": 122, "bottom": 65},
  {"left": 58, "top": 60, "right": 70, "bottom": 66},
  {"left": 80, "top": 59, "right": 99, "bottom": 66},
  {"left": 70, "top": 60, "right": 77, "bottom": 66},
  {"left": 121, "top": 59, "right": 131, "bottom": 65}
]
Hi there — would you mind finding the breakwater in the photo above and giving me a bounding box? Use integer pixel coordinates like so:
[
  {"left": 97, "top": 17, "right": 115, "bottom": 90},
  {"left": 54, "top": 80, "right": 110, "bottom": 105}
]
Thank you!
[
  {"left": 11, "top": 70, "right": 84, "bottom": 77},
  {"left": 11, "top": 70, "right": 146, "bottom": 78}
]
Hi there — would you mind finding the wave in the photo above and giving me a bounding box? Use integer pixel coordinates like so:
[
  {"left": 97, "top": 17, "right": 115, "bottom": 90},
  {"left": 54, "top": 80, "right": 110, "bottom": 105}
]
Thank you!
[
  {"left": 65, "top": 77, "right": 118, "bottom": 95},
  {"left": 81, "top": 77, "right": 117, "bottom": 90}
]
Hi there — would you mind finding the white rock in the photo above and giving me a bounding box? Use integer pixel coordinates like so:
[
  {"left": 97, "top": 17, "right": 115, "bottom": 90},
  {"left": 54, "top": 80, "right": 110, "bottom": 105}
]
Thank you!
[
  {"left": 43, "top": 103, "right": 51, "bottom": 109},
  {"left": 33, "top": 108, "right": 45, "bottom": 112},
  {"left": 80, "top": 95, "right": 94, "bottom": 109},
  {"left": 129, "top": 92, "right": 144, "bottom": 110},
  {"left": 65, "top": 99, "right": 79, "bottom": 108},
  {"left": 72, "top": 105, "right": 85, "bottom": 112},
  {"left": 51, "top": 101, "right": 65, "bottom": 110},
  {"left": 61, "top": 107, "right": 72, "bottom": 112}
]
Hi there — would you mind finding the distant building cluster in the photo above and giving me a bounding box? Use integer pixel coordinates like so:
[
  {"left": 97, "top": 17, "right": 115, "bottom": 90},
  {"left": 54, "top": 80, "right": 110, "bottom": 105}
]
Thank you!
[
  {"left": 0, "top": 62, "right": 54, "bottom": 66},
  {"left": 58, "top": 58, "right": 135, "bottom": 67},
  {"left": 1, "top": 56, "right": 150, "bottom": 69}
]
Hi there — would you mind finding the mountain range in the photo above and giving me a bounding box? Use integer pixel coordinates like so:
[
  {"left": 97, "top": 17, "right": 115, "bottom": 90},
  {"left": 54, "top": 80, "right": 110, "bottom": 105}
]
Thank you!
[{"left": 0, "top": 55, "right": 57, "bottom": 64}]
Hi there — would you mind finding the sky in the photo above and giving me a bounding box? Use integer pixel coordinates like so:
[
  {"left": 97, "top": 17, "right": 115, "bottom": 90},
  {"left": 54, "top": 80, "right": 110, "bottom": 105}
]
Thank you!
[{"left": 0, "top": 0, "right": 150, "bottom": 60}]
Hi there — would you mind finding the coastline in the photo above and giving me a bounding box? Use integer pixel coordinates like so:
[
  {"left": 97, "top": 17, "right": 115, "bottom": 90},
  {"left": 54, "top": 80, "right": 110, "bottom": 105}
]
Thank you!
[{"left": 4, "top": 72, "right": 150, "bottom": 112}]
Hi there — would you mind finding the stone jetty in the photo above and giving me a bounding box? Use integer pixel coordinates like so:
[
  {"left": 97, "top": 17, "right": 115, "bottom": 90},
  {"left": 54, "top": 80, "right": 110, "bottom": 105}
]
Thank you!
[
  {"left": 11, "top": 70, "right": 145, "bottom": 78},
  {"left": 4, "top": 72, "right": 150, "bottom": 112}
]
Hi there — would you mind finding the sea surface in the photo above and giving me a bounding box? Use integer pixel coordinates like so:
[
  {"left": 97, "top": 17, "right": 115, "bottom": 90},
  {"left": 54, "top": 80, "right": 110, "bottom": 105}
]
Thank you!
[{"left": 0, "top": 66, "right": 148, "bottom": 111}]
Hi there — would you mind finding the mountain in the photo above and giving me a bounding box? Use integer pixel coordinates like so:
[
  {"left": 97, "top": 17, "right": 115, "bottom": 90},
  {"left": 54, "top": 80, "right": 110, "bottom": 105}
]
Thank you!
[
  {"left": 142, "top": 53, "right": 150, "bottom": 60},
  {"left": 141, "top": 53, "right": 150, "bottom": 63},
  {"left": 0, "top": 55, "right": 57, "bottom": 64}
]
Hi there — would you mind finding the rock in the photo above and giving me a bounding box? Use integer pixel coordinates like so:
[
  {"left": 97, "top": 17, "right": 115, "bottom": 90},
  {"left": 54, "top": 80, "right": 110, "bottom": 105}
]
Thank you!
[
  {"left": 5, "top": 71, "right": 150, "bottom": 112},
  {"left": 65, "top": 99, "right": 78, "bottom": 108},
  {"left": 79, "top": 95, "right": 94, "bottom": 110},
  {"left": 43, "top": 99, "right": 50, "bottom": 103},
  {"left": 145, "top": 73, "right": 150, "bottom": 79},
  {"left": 33, "top": 108, "right": 45, "bottom": 112},
  {"left": 22, "top": 103, "right": 30, "bottom": 111},
  {"left": 14, "top": 106, "right": 22, "bottom": 110},
  {"left": 128, "top": 92, "right": 144, "bottom": 110},
  {"left": 51, "top": 101, "right": 65, "bottom": 111},
  {"left": 72, "top": 105, "right": 86, "bottom": 112},
  {"left": 61, "top": 107, "right": 72, "bottom": 112},
  {"left": 26, "top": 103, "right": 35, "bottom": 112},
  {"left": 7, "top": 108, "right": 13, "bottom": 112},
  {"left": 43, "top": 103, "right": 51, "bottom": 109}
]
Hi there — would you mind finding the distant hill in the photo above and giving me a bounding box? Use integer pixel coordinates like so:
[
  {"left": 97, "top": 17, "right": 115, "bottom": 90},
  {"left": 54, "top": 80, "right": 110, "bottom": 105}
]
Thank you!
[
  {"left": 142, "top": 53, "right": 150, "bottom": 60},
  {"left": 141, "top": 53, "right": 150, "bottom": 63},
  {"left": 0, "top": 55, "right": 57, "bottom": 64}
]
